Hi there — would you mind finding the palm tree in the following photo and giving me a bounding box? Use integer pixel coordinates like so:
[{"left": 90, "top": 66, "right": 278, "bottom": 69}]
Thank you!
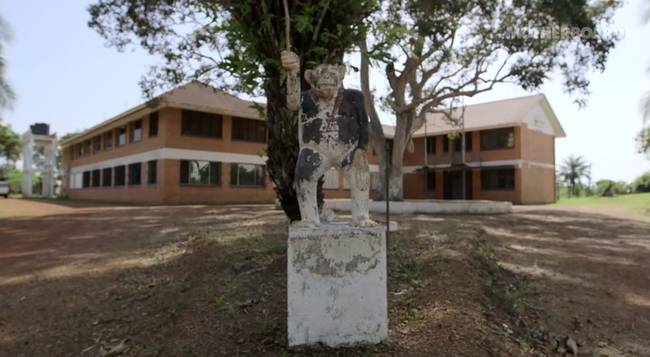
[{"left": 559, "top": 155, "right": 591, "bottom": 198}]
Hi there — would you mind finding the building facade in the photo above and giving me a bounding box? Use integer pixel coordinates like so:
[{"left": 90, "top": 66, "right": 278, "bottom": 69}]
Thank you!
[{"left": 61, "top": 82, "right": 564, "bottom": 204}]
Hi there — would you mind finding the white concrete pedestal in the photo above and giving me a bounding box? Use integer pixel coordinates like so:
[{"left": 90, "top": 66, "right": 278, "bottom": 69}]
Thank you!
[{"left": 287, "top": 223, "right": 388, "bottom": 347}]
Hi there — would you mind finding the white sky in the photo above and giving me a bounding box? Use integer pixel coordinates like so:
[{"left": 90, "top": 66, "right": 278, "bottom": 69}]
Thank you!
[{"left": 2, "top": 0, "right": 649, "bottom": 182}]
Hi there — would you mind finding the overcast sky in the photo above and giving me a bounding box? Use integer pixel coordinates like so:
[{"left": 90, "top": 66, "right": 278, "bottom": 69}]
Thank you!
[{"left": 2, "top": 0, "right": 649, "bottom": 183}]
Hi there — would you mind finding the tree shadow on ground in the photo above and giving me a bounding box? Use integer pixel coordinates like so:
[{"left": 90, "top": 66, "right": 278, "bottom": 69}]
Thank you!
[
  {"left": 438, "top": 210, "right": 650, "bottom": 356},
  {"left": 1, "top": 205, "right": 537, "bottom": 356}
]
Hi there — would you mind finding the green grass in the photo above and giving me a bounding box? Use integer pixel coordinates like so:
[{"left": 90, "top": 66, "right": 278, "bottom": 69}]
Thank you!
[{"left": 553, "top": 193, "right": 650, "bottom": 217}]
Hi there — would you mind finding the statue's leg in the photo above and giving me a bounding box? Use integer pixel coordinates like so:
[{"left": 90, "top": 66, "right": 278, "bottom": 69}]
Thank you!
[
  {"left": 344, "top": 150, "right": 376, "bottom": 227},
  {"left": 295, "top": 148, "right": 328, "bottom": 227}
]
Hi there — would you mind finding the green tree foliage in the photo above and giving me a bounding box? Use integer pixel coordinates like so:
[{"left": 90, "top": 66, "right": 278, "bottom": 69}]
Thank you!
[
  {"left": 360, "top": 0, "right": 621, "bottom": 200},
  {"left": 632, "top": 171, "right": 650, "bottom": 193},
  {"left": 0, "top": 120, "right": 20, "bottom": 162},
  {"left": 639, "top": 2, "right": 650, "bottom": 156},
  {"left": 559, "top": 155, "right": 591, "bottom": 198},
  {"left": 595, "top": 179, "right": 629, "bottom": 196},
  {"left": 0, "top": 16, "right": 14, "bottom": 109},
  {"left": 88, "top": 0, "right": 377, "bottom": 220},
  {"left": 639, "top": 92, "right": 650, "bottom": 156}
]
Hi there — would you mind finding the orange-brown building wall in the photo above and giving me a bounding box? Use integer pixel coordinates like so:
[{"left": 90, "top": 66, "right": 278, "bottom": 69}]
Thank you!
[
  {"left": 63, "top": 108, "right": 557, "bottom": 205},
  {"left": 520, "top": 166, "right": 556, "bottom": 204},
  {"left": 64, "top": 107, "right": 276, "bottom": 204}
]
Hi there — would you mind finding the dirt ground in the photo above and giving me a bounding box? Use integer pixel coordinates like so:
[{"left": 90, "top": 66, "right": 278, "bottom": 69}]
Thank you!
[{"left": 0, "top": 198, "right": 648, "bottom": 356}]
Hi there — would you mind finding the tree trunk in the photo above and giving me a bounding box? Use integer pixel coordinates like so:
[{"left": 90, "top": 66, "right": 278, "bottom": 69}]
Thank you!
[
  {"left": 388, "top": 113, "right": 411, "bottom": 201},
  {"left": 388, "top": 159, "right": 403, "bottom": 201},
  {"left": 359, "top": 35, "right": 388, "bottom": 200},
  {"left": 264, "top": 70, "right": 323, "bottom": 221}
]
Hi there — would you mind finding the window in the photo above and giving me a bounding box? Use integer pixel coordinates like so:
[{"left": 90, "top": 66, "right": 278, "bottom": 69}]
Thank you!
[
  {"left": 180, "top": 160, "right": 220, "bottom": 185},
  {"left": 147, "top": 160, "right": 157, "bottom": 184},
  {"left": 481, "top": 168, "right": 515, "bottom": 191},
  {"left": 480, "top": 128, "right": 514, "bottom": 150},
  {"left": 92, "top": 169, "right": 101, "bottom": 187},
  {"left": 453, "top": 133, "right": 473, "bottom": 152},
  {"left": 149, "top": 111, "right": 159, "bottom": 137},
  {"left": 230, "top": 163, "right": 265, "bottom": 187},
  {"left": 84, "top": 140, "right": 92, "bottom": 156},
  {"left": 117, "top": 126, "right": 127, "bottom": 147},
  {"left": 102, "top": 168, "right": 112, "bottom": 187},
  {"left": 104, "top": 131, "right": 113, "bottom": 150},
  {"left": 426, "top": 170, "right": 436, "bottom": 192},
  {"left": 323, "top": 169, "right": 339, "bottom": 190},
  {"left": 128, "top": 163, "right": 141, "bottom": 185},
  {"left": 443, "top": 136, "right": 449, "bottom": 153},
  {"left": 82, "top": 171, "right": 91, "bottom": 188},
  {"left": 130, "top": 120, "right": 142, "bottom": 143},
  {"left": 232, "top": 117, "right": 266, "bottom": 143},
  {"left": 181, "top": 110, "right": 222, "bottom": 138},
  {"left": 75, "top": 144, "right": 82, "bottom": 158},
  {"left": 426, "top": 137, "right": 436, "bottom": 155},
  {"left": 114, "top": 166, "right": 126, "bottom": 186},
  {"left": 93, "top": 136, "right": 101, "bottom": 154}
]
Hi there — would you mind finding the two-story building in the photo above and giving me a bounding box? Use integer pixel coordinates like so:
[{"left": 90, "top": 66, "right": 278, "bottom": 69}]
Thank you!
[{"left": 61, "top": 82, "right": 565, "bottom": 204}]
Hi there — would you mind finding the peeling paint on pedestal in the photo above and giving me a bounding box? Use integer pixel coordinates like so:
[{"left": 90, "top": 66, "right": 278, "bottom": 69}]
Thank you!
[{"left": 287, "top": 223, "right": 388, "bottom": 347}]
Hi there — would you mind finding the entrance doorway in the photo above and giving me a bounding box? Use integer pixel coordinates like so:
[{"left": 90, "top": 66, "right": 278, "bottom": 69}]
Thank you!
[{"left": 443, "top": 169, "right": 473, "bottom": 200}]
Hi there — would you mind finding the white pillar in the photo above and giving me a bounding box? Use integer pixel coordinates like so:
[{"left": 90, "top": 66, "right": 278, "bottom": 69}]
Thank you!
[
  {"left": 21, "top": 133, "right": 34, "bottom": 197},
  {"left": 42, "top": 139, "right": 57, "bottom": 197},
  {"left": 287, "top": 223, "right": 388, "bottom": 347}
]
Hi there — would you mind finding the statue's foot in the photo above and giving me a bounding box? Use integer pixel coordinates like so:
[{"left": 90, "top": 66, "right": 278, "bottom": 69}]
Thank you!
[
  {"left": 291, "top": 220, "right": 320, "bottom": 228},
  {"left": 353, "top": 218, "right": 378, "bottom": 228}
]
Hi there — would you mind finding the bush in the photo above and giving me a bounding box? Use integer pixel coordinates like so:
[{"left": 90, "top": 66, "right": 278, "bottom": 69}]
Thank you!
[
  {"left": 595, "top": 180, "right": 630, "bottom": 197},
  {"left": 632, "top": 172, "right": 650, "bottom": 193}
]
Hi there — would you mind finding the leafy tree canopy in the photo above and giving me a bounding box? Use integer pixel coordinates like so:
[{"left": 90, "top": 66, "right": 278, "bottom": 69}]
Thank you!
[
  {"left": 88, "top": 0, "right": 378, "bottom": 220},
  {"left": 0, "top": 120, "right": 20, "bottom": 162}
]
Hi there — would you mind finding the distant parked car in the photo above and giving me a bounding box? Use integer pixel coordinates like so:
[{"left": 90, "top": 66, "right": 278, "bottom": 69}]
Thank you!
[{"left": 0, "top": 179, "right": 9, "bottom": 198}]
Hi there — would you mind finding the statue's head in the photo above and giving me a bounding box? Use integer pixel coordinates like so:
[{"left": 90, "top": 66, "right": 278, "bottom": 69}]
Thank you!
[{"left": 305, "top": 64, "right": 346, "bottom": 99}]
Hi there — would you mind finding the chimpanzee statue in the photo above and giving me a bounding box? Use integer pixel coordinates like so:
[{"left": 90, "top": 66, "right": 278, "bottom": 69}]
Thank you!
[{"left": 281, "top": 50, "right": 376, "bottom": 228}]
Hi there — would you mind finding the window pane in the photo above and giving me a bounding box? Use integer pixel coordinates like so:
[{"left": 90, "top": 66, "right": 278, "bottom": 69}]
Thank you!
[
  {"left": 115, "top": 166, "right": 126, "bottom": 186},
  {"left": 232, "top": 117, "right": 266, "bottom": 143},
  {"left": 131, "top": 120, "right": 142, "bottom": 142},
  {"left": 102, "top": 168, "right": 112, "bottom": 187},
  {"left": 93, "top": 136, "right": 101, "bottom": 153},
  {"left": 128, "top": 163, "right": 141, "bottom": 185},
  {"left": 104, "top": 131, "right": 113, "bottom": 150},
  {"left": 82, "top": 171, "right": 90, "bottom": 188},
  {"left": 118, "top": 126, "right": 127, "bottom": 146},
  {"left": 231, "top": 163, "right": 264, "bottom": 187},
  {"left": 189, "top": 161, "right": 209, "bottom": 184},
  {"left": 480, "top": 128, "right": 514, "bottom": 150},
  {"left": 148, "top": 160, "right": 157, "bottom": 184},
  {"left": 182, "top": 160, "right": 219, "bottom": 185},
  {"left": 481, "top": 168, "right": 515, "bottom": 190},
  {"left": 149, "top": 111, "right": 159, "bottom": 137},
  {"left": 426, "top": 137, "right": 436, "bottom": 155},
  {"left": 92, "top": 169, "right": 101, "bottom": 187},
  {"left": 209, "top": 162, "right": 220, "bottom": 185},
  {"left": 181, "top": 110, "right": 222, "bottom": 138},
  {"left": 426, "top": 170, "right": 436, "bottom": 191}
]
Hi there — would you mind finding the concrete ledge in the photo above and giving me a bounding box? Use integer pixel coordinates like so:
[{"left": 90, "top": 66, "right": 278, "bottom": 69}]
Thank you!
[{"left": 326, "top": 199, "right": 512, "bottom": 215}]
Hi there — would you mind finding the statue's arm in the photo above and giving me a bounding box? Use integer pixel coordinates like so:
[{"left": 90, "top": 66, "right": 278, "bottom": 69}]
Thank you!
[{"left": 281, "top": 51, "right": 301, "bottom": 112}]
